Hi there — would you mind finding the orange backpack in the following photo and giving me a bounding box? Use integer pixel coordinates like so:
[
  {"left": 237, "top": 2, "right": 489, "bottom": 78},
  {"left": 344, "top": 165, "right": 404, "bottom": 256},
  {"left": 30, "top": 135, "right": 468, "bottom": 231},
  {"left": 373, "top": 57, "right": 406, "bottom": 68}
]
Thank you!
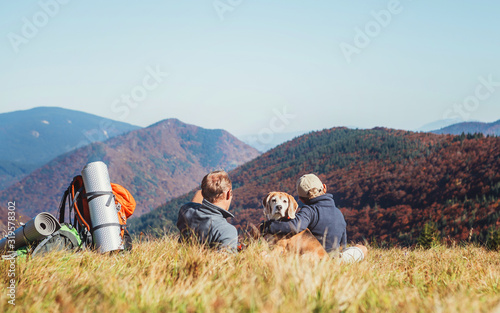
[
  {"left": 58, "top": 175, "right": 136, "bottom": 249},
  {"left": 111, "top": 182, "right": 136, "bottom": 238}
]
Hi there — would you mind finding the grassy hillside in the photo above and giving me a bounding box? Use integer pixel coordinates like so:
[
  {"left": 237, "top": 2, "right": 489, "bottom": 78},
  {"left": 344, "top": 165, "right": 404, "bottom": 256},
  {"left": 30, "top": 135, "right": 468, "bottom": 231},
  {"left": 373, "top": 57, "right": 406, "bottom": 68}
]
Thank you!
[
  {"left": 1, "top": 237, "right": 499, "bottom": 313},
  {"left": 130, "top": 128, "right": 500, "bottom": 246}
]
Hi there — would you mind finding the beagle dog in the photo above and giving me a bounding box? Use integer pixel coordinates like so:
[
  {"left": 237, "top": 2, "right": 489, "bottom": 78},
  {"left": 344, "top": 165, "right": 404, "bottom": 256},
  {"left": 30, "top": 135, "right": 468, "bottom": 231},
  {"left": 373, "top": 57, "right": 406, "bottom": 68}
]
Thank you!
[
  {"left": 260, "top": 192, "right": 328, "bottom": 259},
  {"left": 262, "top": 191, "right": 299, "bottom": 221}
]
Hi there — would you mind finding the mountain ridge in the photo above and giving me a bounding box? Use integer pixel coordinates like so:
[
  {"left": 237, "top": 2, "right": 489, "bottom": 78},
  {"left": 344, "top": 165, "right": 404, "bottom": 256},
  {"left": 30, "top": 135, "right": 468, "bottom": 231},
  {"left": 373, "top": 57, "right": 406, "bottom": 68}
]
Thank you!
[
  {"left": 431, "top": 119, "right": 500, "bottom": 136},
  {"left": 0, "top": 106, "right": 140, "bottom": 190},
  {"left": 0, "top": 118, "right": 260, "bottom": 225}
]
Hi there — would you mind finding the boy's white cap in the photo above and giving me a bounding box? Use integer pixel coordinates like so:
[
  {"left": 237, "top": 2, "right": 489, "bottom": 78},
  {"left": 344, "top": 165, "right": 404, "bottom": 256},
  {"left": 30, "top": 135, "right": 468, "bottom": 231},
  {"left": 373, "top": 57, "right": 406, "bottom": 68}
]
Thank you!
[{"left": 296, "top": 174, "right": 323, "bottom": 198}]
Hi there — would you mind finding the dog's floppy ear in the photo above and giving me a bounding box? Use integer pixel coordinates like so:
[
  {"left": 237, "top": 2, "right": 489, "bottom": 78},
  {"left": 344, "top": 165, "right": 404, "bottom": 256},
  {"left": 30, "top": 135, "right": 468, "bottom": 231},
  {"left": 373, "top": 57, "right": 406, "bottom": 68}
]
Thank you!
[
  {"left": 262, "top": 192, "right": 273, "bottom": 219},
  {"left": 285, "top": 194, "right": 299, "bottom": 219}
]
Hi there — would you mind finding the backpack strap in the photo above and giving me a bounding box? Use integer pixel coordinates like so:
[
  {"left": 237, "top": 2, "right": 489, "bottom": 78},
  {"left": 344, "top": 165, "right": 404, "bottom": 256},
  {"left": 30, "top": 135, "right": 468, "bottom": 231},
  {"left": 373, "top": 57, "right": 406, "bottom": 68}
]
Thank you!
[
  {"left": 31, "top": 232, "right": 57, "bottom": 257},
  {"left": 58, "top": 188, "right": 70, "bottom": 224},
  {"left": 71, "top": 185, "right": 91, "bottom": 232},
  {"left": 58, "top": 176, "right": 91, "bottom": 233},
  {"left": 79, "top": 228, "right": 93, "bottom": 250},
  {"left": 31, "top": 228, "right": 81, "bottom": 257},
  {"left": 58, "top": 228, "right": 80, "bottom": 248},
  {"left": 85, "top": 191, "right": 115, "bottom": 207},
  {"left": 91, "top": 223, "right": 121, "bottom": 232}
]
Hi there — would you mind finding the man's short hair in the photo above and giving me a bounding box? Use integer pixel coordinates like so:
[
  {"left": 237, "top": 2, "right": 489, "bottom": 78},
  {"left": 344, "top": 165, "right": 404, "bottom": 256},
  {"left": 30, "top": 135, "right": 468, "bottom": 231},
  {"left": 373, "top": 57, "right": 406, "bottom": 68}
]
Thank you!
[{"left": 201, "top": 170, "right": 232, "bottom": 203}]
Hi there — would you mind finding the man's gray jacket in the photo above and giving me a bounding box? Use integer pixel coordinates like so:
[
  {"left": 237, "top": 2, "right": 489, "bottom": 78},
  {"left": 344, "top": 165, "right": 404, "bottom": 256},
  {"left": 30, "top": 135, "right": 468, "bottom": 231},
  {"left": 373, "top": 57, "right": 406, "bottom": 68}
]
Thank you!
[{"left": 177, "top": 199, "right": 238, "bottom": 251}]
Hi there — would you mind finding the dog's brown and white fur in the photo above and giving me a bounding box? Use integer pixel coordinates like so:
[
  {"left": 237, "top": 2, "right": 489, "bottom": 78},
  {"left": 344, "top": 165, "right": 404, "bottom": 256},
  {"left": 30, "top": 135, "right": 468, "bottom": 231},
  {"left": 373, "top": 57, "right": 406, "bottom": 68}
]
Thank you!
[{"left": 261, "top": 191, "right": 329, "bottom": 259}]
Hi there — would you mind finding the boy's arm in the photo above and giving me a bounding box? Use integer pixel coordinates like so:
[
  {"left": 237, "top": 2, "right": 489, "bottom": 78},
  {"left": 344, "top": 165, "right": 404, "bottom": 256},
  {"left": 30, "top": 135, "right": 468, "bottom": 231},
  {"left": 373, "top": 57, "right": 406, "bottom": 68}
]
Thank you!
[{"left": 265, "top": 206, "right": 313, "bottom": 235}]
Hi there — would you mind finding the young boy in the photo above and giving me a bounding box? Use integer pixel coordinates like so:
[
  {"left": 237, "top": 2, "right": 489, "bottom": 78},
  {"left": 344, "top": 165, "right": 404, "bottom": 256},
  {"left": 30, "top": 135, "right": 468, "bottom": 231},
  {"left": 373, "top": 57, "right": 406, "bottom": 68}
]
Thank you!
[{"left": 261, "top": 173, "right": 367, "bottom": 262}]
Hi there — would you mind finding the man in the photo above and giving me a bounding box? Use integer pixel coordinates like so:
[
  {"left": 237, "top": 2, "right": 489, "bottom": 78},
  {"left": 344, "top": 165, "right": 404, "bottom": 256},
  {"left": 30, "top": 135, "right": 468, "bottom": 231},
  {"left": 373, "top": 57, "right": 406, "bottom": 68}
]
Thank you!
[
  {"left": 177, "top": 170, "right": 238, "bottom": 251},
  {"left": 261, "top": 173, "right": 367, "bottom": 262}
]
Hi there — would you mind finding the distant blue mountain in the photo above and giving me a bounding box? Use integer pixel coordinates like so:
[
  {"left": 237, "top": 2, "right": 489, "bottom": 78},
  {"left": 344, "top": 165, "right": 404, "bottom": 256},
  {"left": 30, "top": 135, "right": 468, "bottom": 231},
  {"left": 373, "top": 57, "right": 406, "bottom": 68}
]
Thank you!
[
  {"left": 239, "top": 130, "right": 310, "bottom": 152},
  {"left": 0, "top": 107, "right": 140, "bottom": 189},
  {"left": 431, "top": 119, "right": 500, "bottom": 136},
  {"left": 415, "top": 118, "right": 463, "bottom": 132}
]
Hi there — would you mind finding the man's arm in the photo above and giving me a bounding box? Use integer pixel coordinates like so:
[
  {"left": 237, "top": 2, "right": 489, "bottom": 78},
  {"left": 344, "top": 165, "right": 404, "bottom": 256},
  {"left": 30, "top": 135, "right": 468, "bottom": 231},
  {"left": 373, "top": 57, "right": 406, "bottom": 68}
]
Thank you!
[
  {"left": 266, "top": 206, "right": 314, "bottom": 235},
  {"left": 191, "top": 190, "right": 203, "bottom": 204}
]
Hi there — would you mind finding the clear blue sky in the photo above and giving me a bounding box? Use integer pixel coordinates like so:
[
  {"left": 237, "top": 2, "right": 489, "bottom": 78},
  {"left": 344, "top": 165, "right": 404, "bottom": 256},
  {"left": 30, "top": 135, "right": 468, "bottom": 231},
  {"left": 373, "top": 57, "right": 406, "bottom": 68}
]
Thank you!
[{"left": 1, "top": 1, "right": 499, "bottom": 136}]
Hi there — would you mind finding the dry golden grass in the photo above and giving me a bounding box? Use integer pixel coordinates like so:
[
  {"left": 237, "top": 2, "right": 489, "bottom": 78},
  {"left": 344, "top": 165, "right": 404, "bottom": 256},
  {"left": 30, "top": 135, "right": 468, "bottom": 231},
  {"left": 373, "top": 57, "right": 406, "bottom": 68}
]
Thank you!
[{"left": 1, "top": 236, "right": 499, "bottom": 313}]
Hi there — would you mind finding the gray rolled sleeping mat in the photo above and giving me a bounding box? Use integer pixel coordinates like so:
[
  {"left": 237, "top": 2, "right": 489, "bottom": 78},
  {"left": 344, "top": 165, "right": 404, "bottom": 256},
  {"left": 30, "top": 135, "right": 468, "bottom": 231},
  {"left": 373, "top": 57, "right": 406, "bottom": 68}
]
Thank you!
[
  {"left": 81, "top": 161, "right": 123, "bottom": 253},
  {"left": 0, "top": 212, "right": 61, "bottom": 251}
]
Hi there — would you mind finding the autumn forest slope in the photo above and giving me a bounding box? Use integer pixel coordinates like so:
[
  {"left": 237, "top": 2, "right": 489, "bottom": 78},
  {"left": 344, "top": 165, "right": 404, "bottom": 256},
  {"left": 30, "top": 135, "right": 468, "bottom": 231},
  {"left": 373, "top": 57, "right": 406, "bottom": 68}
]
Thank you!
[{"left": 130, "top": 128, "right": 500, "bottom": 245}]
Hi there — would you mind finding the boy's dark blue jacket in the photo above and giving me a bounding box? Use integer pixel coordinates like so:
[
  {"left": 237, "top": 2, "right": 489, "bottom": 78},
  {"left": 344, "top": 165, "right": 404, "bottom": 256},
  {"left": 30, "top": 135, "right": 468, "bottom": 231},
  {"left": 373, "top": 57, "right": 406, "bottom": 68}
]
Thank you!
[{"left": 266, "top": 193, "right": 347, "bottom": 252}]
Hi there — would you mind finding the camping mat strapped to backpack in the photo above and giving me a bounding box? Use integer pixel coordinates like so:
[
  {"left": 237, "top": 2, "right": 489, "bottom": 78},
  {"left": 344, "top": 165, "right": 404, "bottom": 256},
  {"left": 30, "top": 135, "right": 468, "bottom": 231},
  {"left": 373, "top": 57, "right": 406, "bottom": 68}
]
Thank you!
[
  {"left": 0, "top": 212, "right": 61, "bottom": 251},
  {"left": 81, "top": 161, "right": 123, "bottom": 253}
]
